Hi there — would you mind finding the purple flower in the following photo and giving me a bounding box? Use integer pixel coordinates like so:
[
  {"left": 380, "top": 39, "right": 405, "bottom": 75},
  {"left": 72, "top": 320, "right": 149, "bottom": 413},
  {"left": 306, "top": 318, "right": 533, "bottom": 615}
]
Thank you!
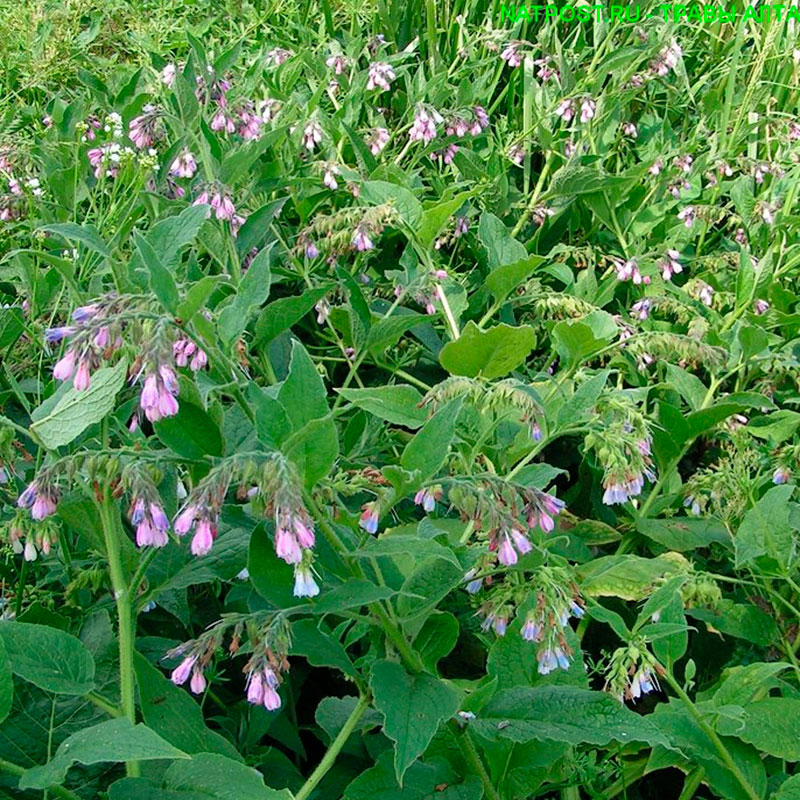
[
  {"left": 45, "top": 326, "right": 75, "bottom": 343},
  {"left": 774, "top": 467, "right": 791, "bottom": 485},
  {"left": 497, "top": 536, "right": 518, "bottom": 566},
  {"left": 190, "top": 519, "right": 215, "bottom": 556},
  {"left": 352, "top": 227, "right": 374, "bottom": 252},
  {"left": 275, "top": 526, "right": 302, "bottom": 564},
  {"left": 359, "top": 506, "right": 379, "bottom": 535},
  {"left": 171, "top": 655, "right": 197, "bottom": 686}
]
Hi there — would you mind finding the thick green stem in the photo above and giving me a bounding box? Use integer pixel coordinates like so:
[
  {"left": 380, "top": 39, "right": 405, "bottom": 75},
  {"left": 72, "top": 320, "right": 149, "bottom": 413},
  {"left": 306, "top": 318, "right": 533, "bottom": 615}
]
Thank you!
[
  {"left": 454, "top": 724, "right": 501, "bottom": 800},
  {"left": 98, "top": 494, "right": 139, "bottom": 778},
  {"left": 295, "top": 693, "right": 370, "bottom": 800},
  {"left": 0, "top": 757, "right": 83, "bottom": 800},
  {"left": 660, "top": 668, "right": 760, "bottom": 800}
]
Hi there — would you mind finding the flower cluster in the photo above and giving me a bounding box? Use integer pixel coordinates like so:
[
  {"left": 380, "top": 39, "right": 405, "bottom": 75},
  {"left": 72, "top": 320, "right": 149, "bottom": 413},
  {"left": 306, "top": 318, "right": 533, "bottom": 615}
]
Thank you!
[
  {"left": 448, "top": 475, "right": 565, "bottom": 567},
  {"left": 604, "top": 644, "right": 663, "bottom": 703},
  {"left": 584, "top": 397, "right": 656, "bottom": 506}
]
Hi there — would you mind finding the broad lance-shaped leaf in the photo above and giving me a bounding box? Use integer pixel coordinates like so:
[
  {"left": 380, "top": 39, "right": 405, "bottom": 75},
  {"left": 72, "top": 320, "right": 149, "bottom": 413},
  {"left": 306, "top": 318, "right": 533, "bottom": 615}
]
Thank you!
[
  {"left": 0, "top": 621, "right": 95, "bottom": 695},
  {"left": 19, "top": 718, "right": 189, "bottom": 790},
  {"left": 716, "top": 698, "right": 800, "bottom": 761},
  {"left": 471, "top": 686, "right": 667, "bottom": 747},
  {"left": 218, "top": 245, "right": 273, "bottom": 345},
  {"left": 336, "top": 385, "right": 428, "bottom": 429},
  {"left": 31, "top": 359, "right": 127, "bottom": 449},
  {"left": 439, "top": 322, "right": 535, "bottom": 380},
  {"left": 369, "top": 660, "right": 461, "bottom": 784},
  {"left": 400, "top": 396, "right": 464, "bottom": 481}
]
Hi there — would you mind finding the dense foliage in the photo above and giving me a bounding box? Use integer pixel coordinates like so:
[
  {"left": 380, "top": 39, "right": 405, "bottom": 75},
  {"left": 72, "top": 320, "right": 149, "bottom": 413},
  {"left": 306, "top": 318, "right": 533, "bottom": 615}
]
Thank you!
[{"left": 2, "top": 1, "right": 800, "bottom": 798}]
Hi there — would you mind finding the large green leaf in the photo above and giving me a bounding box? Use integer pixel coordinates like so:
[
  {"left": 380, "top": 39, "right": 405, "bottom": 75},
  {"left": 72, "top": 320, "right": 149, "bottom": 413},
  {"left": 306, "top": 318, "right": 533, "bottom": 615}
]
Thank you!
[
  {"left": 478, "top": 212, "right": 527, "bottom": 267},
  {"left": 154, "top": 401, "right": 224, "bottom": 459},
  {"left": 551, "top": 311, "right": 617, "bottom": 368},
  {"left": 439, "top": 322, "right": 535, "bottom": 380},
  {"left": 370, "top": 660, "right": 461, "bottom": 783},
  {"left": 30, "top": 358, "right": 127, "bottom": 449},
  {"left": 0, "top": 622, "right": 95, "bottom": 695},
  {"left": 336, "top": 385, "right": 427, "bottom": 429},
  {"left": 717, "top": 699, "right": 800, "bottom": 760},
  {"left": 19, "top": 718, "right": 188, "bottom": 790},
  {"left": 400, "top": 396, "right": 463, "bottom": 480},
  {"left": 133, "top": 652, "right": 242, "bottom": 760},
  {"left": 472, "top": 686, "right": 667, "bottom": 747},
  {"left": 735, "top": 484, "right": 796, "bottom": 570}
]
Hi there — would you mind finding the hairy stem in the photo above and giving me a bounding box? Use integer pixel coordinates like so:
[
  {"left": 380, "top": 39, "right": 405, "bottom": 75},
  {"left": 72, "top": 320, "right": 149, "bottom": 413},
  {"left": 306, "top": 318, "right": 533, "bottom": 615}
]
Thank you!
[
  {"left": 454, "top": 723, "right": 501, "bottom": 800},
  {"left": 660, "top": 668, "right": 760, "bottom": 800},
  {"left": 295, "top": 693, "right": 370, "bottom": 800},
  {"left": 98, "top": 493, "right": 139, "bottom": 777}
]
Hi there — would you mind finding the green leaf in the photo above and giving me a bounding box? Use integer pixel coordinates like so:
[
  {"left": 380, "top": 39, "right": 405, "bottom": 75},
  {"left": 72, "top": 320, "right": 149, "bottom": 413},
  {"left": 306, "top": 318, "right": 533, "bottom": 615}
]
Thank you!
[
  {"left": 30, "top": 359, "right": 127, "bottom": 449},
  {"left": 289, "top": 619, "right": 356, "bottom": 677},
  {"left": 163, "top": 752, "right": 292, "bottom": 799},
  {"left": 236, "top": 198, "right": 287, "bottom": 256},
  {"left": 38, "top": 222, "right": 110, "bottom": 258},
  {"left": 0, "top": 637, "right": 13, "bottom": 724},
  {"left": 417, "top": 191, "right": 475, "bottom": 249},
  {"left": 135, "top": 230, "right": 180, "bottom": 314},
  {"left": 360, "top": 181, "right": 422, "bottom": 228},
  {"left": 687, "top": 599, "right": 777, "bottom": 646},
  {"left": 336, "top": 385, "right": 427, "bottom": 428},
  {"left": 711, "top": 663, "right": 790, "bottom": 707},
  {"left": 353, "top": 533, "right": 460, "bottom": 569},
  {"left": 556, "top": 370, "right": 609, "bottom": 427},
  {"left": 472, "top": 686, "right": 667, "bottom": 746},
  {"left": 578, "top": 555, "right": 684, "bottom": 601},
  {"left": 746, "top": 410, "right": 800, "bottom": 444},
  {"left": 478, "top": 212, "right": 527, "bottom": 268},
  {"left": 735, "top": 250, "right": 756, "bottom": 310},
  {"left": 0, "top": 621, "right": 95, "bottom": 695},
  {"left": 133, "top": 652, "right": 242, "bottom": 760},
  {"left": 775, "top": 775, "right": 800, "bottom": 800},
  {"left": 485, "top": 254, "right": 546, "bottom": 305},
  {"left": 735, "top": 485, "right": 796, "bottom": 569},
  {"left": 369, "top": 660, "right": 460, "bottom": 783},
  {"left": 247, "top": 386, "right": 292, "bottom": 447},
  {"left": 282, "top": 414, "right": 339, "bottom": 488},
  {"left": 19, "top": 718, "right": 188, "bottom": 790},
  {"left": 439, "top": 322, "right": 535, "bottom": 380},
  {"left": 218, "top": 245, "right": 272, "bottom": 345},
  {"left": 248, "top": 523, "right": 297, "bottom": 610},
  {"left": 178, "top": 276, "right": 229, "bottom": 323},
  {"left": 154, "top": 402, "right": 223, "bottom": 459},
  {"left": 366, "top": 313, "right": 427, "bottom": 356},
  {"left": 716, "top": 699, "right": 800, "bottom": 760},
  {"left": 254, "top": 286, "right": 331, "bottom": 345},
  {"left": 635, "top": 518, "right": 731, "bottom": 551},
  {"left": 142, "top": 205, "right": 209, "bottom": 271},
  {"left": 277, "top": 341, "right": 330, "bottom": 429},
  {"left": 552, "top": 311, "right": 617, "bottom": 368},
  {"left": 400, "top": 396, "right": 463, "bottom": 480},
  {"left": 313, "top": 579, "right": 396, "bottom": 614},
  {"left": 413, "top": 613, "right": 459, "bottom": 672}
]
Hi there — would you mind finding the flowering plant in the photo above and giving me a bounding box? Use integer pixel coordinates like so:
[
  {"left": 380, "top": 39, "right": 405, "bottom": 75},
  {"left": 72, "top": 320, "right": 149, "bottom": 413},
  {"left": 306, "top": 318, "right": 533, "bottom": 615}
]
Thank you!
[{"left": 0, "top": 3, "right": 799, "bottom": 799}]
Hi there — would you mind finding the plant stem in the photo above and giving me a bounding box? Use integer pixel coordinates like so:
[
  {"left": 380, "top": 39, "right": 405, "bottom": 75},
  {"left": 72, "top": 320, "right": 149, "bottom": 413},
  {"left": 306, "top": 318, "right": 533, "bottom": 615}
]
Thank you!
[
  {"left": 678, "top": 767, "right": 705, "bottom": 800},
  {"left": 295, "top": 693, "right": 370, "bottom": 800},
  {"left": 454, "top": 724, "right": 501, "bottom": 800},
  {"left": 660, "top": 668, "right": 761, "bottom": 800},
  {"left": 0, "top": 758, "right": 83, "bottom": 800},
  {"left": 98, "top": 493, "right": 139, "bottom": 778}
]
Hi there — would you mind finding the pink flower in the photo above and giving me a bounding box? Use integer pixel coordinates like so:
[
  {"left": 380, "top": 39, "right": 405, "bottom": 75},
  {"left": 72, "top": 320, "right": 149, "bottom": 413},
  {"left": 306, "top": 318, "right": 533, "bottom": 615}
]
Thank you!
[
  {"left": 171, "top": 655, "right": 197, "bottom": 685},
  {"left": 497, "top": 536, "right": 518, "bottom": 566},
  {"left": 302, "top": 121, "right": 323, "bottom": 151},
  {"left": 174, "top": 506, "right": 197, "bottom": 535},
  {"left": 31, "top": 494, "right": 57, "bottom": 521},
  {"left": 189, "top": 668, "right": 207, "bottom": 694},
  {"left": 501, "top": 43, "right": 522, "bottom": 68},
  {"left": 162, "top": 63, "right": 177, "bottom": 87},
  {"left": 190, "top": 519, "right": 215, "bottom": 556},
  {"left": 53, "top": 350, "right": 76, "bottom": 381},
  {"left": 275, "top": 527, "right": 302, "bottom": 564},
  {"left": 74, "top": 360, "right": 91, "bottom": 391},
  {"left": 263, "top": 685, "right": 281, "bottom": 710},
  {"left": 367, "top": 62, "right": 395, "bottom": 91},
  {"left": 409, "top": 109, "right": 438, "bottom": 144},
  {"left": 367, "top": 128, "right": 390, "bottom": 155},
  {"left": 352, "top": 227, "right": 373, "bottom": 252},
  {"left": 246, "top": 672, "right": 264, "bottom": 704},
  {"left": 211, "top": 110, "right": 236, "bottom": 133},
  {"left": 170, "top": 150, "right": 197, "bottom": 178}
]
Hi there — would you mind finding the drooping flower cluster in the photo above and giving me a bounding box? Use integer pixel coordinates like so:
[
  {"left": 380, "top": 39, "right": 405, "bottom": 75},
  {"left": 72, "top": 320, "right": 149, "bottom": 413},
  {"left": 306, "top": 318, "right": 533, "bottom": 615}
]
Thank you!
[
  {"left": 448, "top": 475, "right": 565, "bottom": 567},
  {"left": 294, "top": 203, "right": 398, "bottom": 262},
  {"left": 121, "top": 465, "right": 171, "bottom": 548},
  {"left": 367, "top": 61, "right": 395, "bottom": 91},
  {"left": 604, "top": 643, "right": 663, "bottom": 703},
  {"left": 584, "top": 396, "right": 656, "bottom": 506},
  {"left": 17, "top": 470, "right": 60, "bottom": 521},
  {"left": 2, "top": 514, "right": 58, "bottom": 562}
]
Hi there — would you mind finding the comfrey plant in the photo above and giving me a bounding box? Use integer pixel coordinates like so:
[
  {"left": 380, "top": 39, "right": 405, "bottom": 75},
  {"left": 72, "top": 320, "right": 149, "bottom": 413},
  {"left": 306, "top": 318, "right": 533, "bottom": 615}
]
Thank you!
[{"left": 3, "top": 9, "right": 800, "bottom": 800}]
